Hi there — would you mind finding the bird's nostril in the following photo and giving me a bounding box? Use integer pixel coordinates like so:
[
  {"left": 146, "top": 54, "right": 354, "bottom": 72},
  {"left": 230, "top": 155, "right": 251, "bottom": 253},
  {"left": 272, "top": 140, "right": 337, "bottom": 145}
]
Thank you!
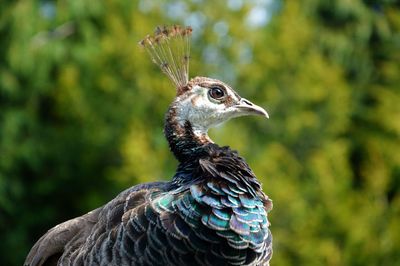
[{"left": 242, "top": 99, "right": 253, "bottom": 106}]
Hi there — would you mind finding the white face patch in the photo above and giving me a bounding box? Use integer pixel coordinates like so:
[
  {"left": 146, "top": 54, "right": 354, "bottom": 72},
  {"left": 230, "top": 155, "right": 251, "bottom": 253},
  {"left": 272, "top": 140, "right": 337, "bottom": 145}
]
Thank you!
[{"left": 174, "top": 84, "right": 241, "bottom": 136}]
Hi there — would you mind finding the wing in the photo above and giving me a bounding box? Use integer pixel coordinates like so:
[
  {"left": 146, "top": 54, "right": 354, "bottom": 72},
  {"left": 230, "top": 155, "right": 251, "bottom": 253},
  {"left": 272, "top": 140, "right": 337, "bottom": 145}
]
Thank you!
[
  {"left": 24, "top": 207, "right": 102, "bottom": 266},
  {"left": 24, "top": 181, "right": 169, "bottom": 266}
]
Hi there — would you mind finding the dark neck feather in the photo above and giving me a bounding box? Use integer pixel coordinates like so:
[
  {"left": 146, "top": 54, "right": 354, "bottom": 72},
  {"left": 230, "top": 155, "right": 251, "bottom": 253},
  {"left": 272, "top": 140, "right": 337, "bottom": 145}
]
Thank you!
[
  {"left": 164, "top": 105, "right": 265, "bottom": 201},
  {"left": 164, "top": 105, "right": 211, "bottom": 163}
]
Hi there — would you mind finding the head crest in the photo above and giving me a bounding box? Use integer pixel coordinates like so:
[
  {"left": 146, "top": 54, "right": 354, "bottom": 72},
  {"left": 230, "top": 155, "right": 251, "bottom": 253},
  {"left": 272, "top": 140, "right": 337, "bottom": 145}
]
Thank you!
[{"left": 140, "top": 25, "right": 192, "bottom": 89}]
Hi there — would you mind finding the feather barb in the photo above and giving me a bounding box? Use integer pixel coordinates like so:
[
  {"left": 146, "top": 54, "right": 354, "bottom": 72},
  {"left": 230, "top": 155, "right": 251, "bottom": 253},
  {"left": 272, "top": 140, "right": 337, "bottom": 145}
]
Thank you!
[{"left": 139, "top": 25, "right": 192, "bottom": 90}]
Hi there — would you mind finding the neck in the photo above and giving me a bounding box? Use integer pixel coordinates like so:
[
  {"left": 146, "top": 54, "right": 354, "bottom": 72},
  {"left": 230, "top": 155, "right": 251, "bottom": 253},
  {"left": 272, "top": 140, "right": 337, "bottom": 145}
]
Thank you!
[{"left": 164, "top": 105, "right": 213, "bottom": 163}]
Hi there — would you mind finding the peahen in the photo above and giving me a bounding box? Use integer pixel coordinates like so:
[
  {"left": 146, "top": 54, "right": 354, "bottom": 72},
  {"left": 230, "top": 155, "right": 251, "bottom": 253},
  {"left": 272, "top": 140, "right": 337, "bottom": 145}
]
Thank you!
[{"left": 25, "top": 25, "right": 273, "bottom": 266}]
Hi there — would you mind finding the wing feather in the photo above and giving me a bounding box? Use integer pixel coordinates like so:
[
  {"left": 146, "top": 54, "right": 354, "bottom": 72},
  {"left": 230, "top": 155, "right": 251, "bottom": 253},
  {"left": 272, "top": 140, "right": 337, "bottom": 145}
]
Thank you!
[{"left": 24, "top": 181, "right": 169, "bottom": 266}]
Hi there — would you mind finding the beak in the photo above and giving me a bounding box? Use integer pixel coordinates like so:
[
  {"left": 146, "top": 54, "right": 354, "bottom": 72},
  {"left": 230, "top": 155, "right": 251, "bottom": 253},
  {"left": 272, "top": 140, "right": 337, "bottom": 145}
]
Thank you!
[{"left": 234, "top": 98, "right": 269, "bottom": 118}]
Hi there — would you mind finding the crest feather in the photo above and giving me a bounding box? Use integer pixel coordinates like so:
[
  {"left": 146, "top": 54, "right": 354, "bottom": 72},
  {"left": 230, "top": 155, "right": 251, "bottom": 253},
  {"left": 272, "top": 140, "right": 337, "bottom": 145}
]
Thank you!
[{"left": 140, "top": 25, "right": 192, "bottom": 90}]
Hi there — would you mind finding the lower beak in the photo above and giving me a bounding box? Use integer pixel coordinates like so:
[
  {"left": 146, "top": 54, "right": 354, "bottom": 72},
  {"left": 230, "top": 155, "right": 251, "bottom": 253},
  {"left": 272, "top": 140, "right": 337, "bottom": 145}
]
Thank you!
[{"left": 235, "top": 98, "right": 269, "bottom": 118}]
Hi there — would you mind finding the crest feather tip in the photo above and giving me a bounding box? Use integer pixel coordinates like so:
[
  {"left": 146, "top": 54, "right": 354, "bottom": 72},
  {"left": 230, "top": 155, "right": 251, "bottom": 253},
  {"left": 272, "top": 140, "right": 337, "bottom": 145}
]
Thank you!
[{"left": 139, "top": 25, "right": 192, "bottom": 89}]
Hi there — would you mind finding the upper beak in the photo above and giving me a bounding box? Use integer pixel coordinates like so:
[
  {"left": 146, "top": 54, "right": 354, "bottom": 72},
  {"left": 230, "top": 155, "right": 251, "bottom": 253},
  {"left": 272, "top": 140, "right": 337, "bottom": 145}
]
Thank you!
[{"left": 235, "top": 98, "right": 269, "bottom": 118}]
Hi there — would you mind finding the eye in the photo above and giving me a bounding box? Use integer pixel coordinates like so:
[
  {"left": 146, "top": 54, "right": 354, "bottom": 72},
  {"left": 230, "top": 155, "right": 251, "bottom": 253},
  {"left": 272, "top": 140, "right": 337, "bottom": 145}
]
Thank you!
[{"left": 208, "top": 86, "right": 225, "bottom": 100}]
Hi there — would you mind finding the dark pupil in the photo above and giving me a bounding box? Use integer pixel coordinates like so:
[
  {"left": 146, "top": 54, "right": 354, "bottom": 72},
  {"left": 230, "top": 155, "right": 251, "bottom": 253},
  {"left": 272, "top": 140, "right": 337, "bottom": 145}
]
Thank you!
[{"left": 210, "top": 87, "right": 224, "bottom": 99}]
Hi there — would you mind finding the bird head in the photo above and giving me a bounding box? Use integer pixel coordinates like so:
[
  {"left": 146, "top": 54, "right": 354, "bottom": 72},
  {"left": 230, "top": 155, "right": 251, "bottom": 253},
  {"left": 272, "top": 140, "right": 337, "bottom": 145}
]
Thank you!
[
  {"left": 173, "top": 76, "right": 268, "bottom": 136},
  {"left": 140, "top": 25, "right": 268, "bottom": 141}
]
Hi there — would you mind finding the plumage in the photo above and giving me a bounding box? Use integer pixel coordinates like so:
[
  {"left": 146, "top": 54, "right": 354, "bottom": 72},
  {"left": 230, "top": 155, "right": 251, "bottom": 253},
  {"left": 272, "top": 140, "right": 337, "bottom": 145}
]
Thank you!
[{"left": 25, "top": 25, "right": 273, "bottom": 266}]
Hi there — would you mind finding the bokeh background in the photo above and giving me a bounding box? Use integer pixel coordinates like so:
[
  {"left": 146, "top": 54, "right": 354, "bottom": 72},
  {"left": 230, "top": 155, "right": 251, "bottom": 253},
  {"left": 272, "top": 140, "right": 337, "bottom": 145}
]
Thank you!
[{"left": 1, "top": 0, "right": 400, "bottom": 265}]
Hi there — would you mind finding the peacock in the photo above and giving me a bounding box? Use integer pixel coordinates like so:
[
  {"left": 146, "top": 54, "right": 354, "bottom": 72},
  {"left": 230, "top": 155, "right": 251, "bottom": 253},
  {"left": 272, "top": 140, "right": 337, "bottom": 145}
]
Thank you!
[{"left": 25, "top": 25, "right": 273, "bottom": 266}]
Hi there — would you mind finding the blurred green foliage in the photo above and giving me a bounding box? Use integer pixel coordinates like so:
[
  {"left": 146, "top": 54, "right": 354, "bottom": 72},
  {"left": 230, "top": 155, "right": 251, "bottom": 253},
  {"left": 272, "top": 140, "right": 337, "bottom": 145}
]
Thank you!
[{"left": 1, "top": 0, "right": 399, "bottom": 265}]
